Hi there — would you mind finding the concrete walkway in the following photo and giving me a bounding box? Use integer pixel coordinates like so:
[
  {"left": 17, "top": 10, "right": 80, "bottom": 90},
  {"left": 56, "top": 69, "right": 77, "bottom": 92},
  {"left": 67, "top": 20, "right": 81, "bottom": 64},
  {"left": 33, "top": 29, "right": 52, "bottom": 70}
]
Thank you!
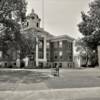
[{"left": 0, "top": 87, "right": 100, "bottom": 100}]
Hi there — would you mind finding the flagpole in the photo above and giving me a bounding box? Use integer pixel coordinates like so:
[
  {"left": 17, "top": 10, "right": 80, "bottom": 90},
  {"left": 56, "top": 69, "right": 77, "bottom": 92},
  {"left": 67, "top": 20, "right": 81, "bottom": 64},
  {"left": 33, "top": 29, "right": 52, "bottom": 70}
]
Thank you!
[{"left": 42, "top": 0, "right": 44, "bottom": 29}]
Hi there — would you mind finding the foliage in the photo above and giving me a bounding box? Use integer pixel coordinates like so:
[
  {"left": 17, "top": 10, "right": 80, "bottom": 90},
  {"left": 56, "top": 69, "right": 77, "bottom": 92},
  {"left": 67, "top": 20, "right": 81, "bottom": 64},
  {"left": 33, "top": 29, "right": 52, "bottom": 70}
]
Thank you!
[
  {"left": 75, "top": 39, "right": 98, "bottom": 67},
  {"left": 77, "top": 0, "right": 100, "bottom": 66},
  {"left": 0, "top": 0, "right": 29, "bottom": 58},
  {"left": 78, "top": 0, "right": 100, "bottom": 50}
]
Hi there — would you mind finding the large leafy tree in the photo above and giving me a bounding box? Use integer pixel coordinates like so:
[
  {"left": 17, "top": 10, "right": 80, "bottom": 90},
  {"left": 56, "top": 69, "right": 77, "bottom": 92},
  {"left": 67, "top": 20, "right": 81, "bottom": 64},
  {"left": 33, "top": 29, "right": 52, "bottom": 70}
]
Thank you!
[
  {"left": 78, "top": 0, "right": 100, "bottom": 50},
  {"left": 0, "top": 0, "right": 29, "bottom": 58},
  {"left": 77, "top": 0, "right": 100, "bottom": 66},
  {"left": 75, "top": 39, "right": 97, "bottom": 67}
]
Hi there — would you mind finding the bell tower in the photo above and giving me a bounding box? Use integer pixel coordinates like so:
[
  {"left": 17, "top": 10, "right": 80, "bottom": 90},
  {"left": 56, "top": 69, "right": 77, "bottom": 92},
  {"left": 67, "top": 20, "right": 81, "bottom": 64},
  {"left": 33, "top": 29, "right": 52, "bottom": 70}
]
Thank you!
[{"left": 26, "top": 9, "right": 41, "bottom": 29}]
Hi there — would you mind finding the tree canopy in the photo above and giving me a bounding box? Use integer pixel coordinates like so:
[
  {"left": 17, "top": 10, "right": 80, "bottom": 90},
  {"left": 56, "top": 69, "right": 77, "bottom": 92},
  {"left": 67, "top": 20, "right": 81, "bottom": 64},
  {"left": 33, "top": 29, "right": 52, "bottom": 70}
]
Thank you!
[
  {"left": 0, "top": 0, "right": 30, "bottom": 58},
  {"left": 78, "top": 0, "right": 100, "bottom": 50},
  {"left": 76, "top": 0, "right": 100, "bottom": 66}
]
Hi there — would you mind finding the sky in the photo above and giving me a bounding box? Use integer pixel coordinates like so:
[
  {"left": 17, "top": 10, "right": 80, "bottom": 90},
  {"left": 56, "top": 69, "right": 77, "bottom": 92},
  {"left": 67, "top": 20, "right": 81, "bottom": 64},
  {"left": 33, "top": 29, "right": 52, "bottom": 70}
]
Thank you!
[{"left": 26, "top": 0, "right": 92, "bottom": 39}]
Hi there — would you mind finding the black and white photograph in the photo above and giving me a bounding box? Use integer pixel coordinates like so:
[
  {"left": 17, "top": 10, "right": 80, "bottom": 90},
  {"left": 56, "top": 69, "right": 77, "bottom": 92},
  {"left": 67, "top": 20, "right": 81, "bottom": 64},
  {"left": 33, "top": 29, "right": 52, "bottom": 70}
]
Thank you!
[{"left": 0, "top": 0, "right": 100, "bottom": 100}]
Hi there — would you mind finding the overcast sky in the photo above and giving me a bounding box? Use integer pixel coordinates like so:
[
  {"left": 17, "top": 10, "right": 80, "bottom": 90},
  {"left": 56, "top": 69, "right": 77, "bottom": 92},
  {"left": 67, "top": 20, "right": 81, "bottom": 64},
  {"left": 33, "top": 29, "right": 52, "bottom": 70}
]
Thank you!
[{"left": 26, "top": 0, "right": 91, "bottom": 39}]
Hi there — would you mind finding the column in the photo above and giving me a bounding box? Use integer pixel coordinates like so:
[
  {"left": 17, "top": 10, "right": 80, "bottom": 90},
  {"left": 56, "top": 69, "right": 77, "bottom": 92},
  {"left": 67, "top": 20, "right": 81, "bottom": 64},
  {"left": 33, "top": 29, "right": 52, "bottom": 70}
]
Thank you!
[
  {"left": 44, "top": 37, "right": 47, "bottom": 62},
  {"left": 36, "top": 37, "right": 39, "bottom": 66}
]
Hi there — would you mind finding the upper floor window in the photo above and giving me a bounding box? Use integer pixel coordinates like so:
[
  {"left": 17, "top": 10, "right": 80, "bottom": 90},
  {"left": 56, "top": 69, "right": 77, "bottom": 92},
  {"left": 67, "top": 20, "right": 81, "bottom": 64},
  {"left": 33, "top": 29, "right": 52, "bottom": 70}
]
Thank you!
[
  {"left": 38, "top": 40, "right": 43, "bottom": 49},
  {"left": 54, "top": 42, "right": 59, "bottom": 48},
  {"left": 59, "top": 41, "right": 62, "bottom": 48},
  {"left": 47, "top": 42, "right": 50, "bottom": 48},
  {"left": 70, "top": 42, "right": 73, "bottom": 49},
  {"left": 68, "top": 42, "right": 72, "bottom": 49},
  {"left": 67, "top": 42, "right": 71, "bottom": 49}
]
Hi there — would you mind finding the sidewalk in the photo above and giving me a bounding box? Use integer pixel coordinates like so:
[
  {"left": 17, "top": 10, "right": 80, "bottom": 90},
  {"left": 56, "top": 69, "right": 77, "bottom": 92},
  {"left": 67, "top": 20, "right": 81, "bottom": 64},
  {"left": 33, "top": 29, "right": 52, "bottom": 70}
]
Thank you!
[
  {"left": 0, "top": 68, "right": 100, "bottom": 99},
  {"left": 0, "top": 87, "right": 100, "bottom": 100}
]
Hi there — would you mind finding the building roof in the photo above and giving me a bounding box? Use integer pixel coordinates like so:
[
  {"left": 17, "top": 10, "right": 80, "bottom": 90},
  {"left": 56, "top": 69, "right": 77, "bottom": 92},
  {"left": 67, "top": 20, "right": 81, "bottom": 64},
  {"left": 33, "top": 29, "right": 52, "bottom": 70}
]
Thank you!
[
  {"left": 21, "top": 26, "right": 74, "bottom": 42},
  {"left": 21, "top": 9, "right": 74, "bottom": 42},
  {"left": 21, "top": 27, "right": 54, "bottom": 39},
  {"left": 48, "top": 34, "right": 75, "bottom": 42}
]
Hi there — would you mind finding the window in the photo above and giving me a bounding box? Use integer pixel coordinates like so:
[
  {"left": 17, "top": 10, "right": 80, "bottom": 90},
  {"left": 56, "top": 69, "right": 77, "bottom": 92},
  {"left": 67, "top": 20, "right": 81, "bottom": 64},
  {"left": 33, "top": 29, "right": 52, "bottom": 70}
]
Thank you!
[
  {"left": 38, "top": 38, "right": 44, "bottom": 59},
  {"left": 54, "top": 51, "right": 58, "bottom": 60},
  {"left": 59, "top": 51, "right": 63, "bottom": 59},
  {"left": 59, "top": 41, "right": 62, "bottom": 48},
  {"left": 0, "top": 51, "right": 2, "bottom": 58},
  {"left": 38, "top": 52, "right": 44, "bottom": 59},
  {"left": 38, "top": 41, "right": 43, "bottom": 49},
  {"left": 54, "top": 63, "right": 57, "bottom": 68},
  {"left": 31, "top": 16, "right": 35, "bottom": 19},
  {"left": 55, "top": 55, "right": 58, "bottom": 59},
  {"left": 47, "top": 52, "right": 50, "bottom": 60},
  {"left": 27, "top": 22, "right": 29, "bottom": 27},
  {"left": 69, "top": 55, "right": 72, "bottom": 61},
  {"left": 38, "top": 38, "right": 44, "bottom": 49},
  {"left": 68, "top": 42, "right": 72, "bottom": 49},
  {"left": 37, "top": 23, "right": 39, "bottom": 27},
  {"left": 59, "top": 51, "right": 63, "bottom": 56},
  {"left": 69, "top": 42, "right": 71, "bottom": 48},
  {"left": 54, "top": 42, "right": 58, "bottom": 48},
  {"left": 47, "top": 42, "right": 50, "bottom": 48},
  {"left": 67, "top": 42, "right": 70, "bottom": 48},
  {"left": 59, "top": 63, "right": 62, "bottom": 68}
]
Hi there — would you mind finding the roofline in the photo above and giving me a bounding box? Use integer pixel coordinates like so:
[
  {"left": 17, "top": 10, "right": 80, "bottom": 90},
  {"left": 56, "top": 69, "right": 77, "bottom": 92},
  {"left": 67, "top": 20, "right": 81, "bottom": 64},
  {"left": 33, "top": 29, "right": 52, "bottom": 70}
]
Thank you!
[
  {"left": 48, "top": 35, "right": 75, "bottom": 42},
  {"left": 21, "top": 27, "right": 75, "bottom": 42}
]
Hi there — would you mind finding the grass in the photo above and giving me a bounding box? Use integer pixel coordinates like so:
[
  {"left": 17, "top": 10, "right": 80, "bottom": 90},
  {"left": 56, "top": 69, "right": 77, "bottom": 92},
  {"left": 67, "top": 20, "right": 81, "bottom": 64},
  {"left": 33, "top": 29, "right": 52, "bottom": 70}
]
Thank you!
[{"left": 0, "top": 70, "right": 50, "bottom": 84}]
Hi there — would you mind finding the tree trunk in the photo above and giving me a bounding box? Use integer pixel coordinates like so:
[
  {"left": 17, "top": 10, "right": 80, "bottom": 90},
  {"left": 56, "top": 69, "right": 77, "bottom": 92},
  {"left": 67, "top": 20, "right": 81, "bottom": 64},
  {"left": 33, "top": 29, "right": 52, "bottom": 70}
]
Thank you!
[{"left": 85, "top": 54, "right": 88, "bottom": 67}]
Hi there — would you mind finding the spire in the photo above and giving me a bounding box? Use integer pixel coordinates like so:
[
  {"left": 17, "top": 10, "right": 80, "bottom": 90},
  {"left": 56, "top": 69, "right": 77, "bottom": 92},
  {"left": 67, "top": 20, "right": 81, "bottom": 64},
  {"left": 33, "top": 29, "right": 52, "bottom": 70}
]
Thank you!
[
  {"left": 30, "top": 9, "right": 35, "bottom": 17},
  {"left": 31, "top": 9, "right": 34, "bottom": 14}
]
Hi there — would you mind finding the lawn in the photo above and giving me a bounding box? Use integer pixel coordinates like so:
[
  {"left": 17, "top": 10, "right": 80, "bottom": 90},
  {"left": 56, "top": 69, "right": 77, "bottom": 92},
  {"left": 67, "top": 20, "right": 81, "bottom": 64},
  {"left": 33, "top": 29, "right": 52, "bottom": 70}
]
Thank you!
[
  {"left": 0, "top": 68, "right": 100, "bottom": 91},
  {"left": 0, "top": 70, "right": 50, "bottom": 84}
]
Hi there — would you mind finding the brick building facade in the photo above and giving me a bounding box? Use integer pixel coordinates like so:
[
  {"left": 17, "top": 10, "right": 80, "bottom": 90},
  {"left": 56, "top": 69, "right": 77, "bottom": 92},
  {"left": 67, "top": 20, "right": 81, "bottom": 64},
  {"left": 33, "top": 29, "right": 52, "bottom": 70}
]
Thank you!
[{"left": 46, "top": 36, "right": 74, "bottom": 68}]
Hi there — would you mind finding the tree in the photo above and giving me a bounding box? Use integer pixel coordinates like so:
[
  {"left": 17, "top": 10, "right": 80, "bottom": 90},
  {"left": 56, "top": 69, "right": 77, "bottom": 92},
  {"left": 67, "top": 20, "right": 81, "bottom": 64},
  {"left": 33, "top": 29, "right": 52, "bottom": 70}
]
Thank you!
[
  {"left": 77, "top": 0, "right": 100, "bottom": 66},
  {"left": 75, "top": 39, "right": 97, "bottom": 67},
  {"left": 0, "top": 0, "right": 29, "bottom": 58},
  {"left": 78, "top": 0, "right": 100, "bottom": 49}
]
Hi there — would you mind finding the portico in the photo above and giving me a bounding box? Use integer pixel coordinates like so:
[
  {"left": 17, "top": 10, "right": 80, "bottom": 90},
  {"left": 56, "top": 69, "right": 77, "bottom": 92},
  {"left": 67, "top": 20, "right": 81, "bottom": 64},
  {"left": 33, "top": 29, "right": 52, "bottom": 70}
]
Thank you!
[{"left": 35, "top": 36, "right": 47, "bottom": 67}]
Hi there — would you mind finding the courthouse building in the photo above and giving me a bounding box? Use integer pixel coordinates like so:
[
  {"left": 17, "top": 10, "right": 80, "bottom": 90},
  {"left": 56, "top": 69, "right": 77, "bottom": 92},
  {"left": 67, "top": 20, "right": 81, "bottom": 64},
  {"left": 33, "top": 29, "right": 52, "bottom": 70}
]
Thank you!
[
  {"left": 0, "top": 9, "right": 74, "bottom": 68},
  {"left": 22, "top": 10, "right": 74, "bottom": 68}
]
